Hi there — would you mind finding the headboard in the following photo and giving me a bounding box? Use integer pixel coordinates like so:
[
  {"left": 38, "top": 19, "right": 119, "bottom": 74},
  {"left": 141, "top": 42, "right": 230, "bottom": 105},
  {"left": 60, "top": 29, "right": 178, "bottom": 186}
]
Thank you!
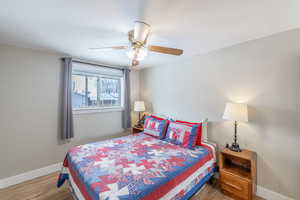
[{"left": 201, "top": 118, "right": 208, "bottom": 142}]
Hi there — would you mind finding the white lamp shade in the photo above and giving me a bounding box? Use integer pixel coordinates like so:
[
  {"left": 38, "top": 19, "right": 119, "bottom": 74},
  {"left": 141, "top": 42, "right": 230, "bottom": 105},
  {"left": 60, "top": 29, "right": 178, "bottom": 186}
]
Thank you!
[
  {"left": 134, "top": 101, "right": 145, "bottom": 112},
  {"left": 133, "top": 21, "right": 151, "bottom": 42},
  {"left": 223, "top": 103, "right": 248, "bottom": 122}
]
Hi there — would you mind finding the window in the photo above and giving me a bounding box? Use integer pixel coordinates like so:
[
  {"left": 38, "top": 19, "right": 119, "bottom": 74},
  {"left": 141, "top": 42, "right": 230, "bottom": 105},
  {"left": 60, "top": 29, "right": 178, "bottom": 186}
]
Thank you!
[{"left": 72, "top": 62, "right": 124, "bottom": 112}]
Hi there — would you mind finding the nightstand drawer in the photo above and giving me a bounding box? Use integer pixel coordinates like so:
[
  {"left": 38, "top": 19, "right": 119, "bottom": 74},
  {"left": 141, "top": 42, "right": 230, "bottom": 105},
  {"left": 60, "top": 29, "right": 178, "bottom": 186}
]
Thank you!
[{"left": 220, "top": 170, "right": 251, "bottom": 200}]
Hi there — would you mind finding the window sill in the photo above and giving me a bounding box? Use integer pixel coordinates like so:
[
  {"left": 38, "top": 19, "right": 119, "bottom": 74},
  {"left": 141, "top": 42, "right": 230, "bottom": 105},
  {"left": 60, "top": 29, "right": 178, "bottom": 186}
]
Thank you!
[{"left": 73, "top": 107, "right": 123, "bottom": 115}]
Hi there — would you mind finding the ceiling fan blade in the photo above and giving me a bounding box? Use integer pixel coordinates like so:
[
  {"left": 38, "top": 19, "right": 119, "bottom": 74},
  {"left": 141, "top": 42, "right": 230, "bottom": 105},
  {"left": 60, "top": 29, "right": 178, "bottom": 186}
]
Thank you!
[
  {"left": 89, "top": 46, "right": 128, "bottom": 51},
  {"left": 148, "top": 45, "right": 183, "bottom": 56}
]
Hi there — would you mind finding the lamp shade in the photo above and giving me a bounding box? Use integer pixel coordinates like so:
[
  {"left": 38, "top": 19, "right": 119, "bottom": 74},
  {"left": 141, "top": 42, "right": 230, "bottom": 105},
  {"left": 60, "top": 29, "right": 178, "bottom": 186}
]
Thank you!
[
  {"left": 134, "top": 101, "right": 145, "bottom": 112},
  {"left": 223, "top": 103, "right": 248, "bottom": 122},
  {"left": 133, "top": 21, "right": 151, "bottom": 42}
]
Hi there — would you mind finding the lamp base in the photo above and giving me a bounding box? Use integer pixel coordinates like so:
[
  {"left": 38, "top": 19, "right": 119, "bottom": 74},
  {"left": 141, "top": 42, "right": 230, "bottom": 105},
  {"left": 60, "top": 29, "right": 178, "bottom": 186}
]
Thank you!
[
  {"left": 135, "top": 123, "right": 143, "bottom": 128},
  {"left": 229, "top": 143, "right": 242, "bottom": 152}
]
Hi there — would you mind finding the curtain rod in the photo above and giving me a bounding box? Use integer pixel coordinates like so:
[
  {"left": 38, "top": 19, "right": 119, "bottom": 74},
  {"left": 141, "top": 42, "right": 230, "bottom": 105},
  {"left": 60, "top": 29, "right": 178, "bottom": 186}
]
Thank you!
[{"left": 70, "top": 57, "right": 129, "bottom": 70}]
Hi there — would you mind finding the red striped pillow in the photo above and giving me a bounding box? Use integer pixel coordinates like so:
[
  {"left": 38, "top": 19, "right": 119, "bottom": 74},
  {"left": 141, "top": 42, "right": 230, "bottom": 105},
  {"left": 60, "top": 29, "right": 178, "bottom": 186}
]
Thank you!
[
  {"left": 175, "top": 120, "right": 202, "bottom": 146},
  {"left": 164, "top": 121, "right": 199, "bottom": 149},
  {"left": 144, "top": 116, "right": 169, "bottom": 139}
]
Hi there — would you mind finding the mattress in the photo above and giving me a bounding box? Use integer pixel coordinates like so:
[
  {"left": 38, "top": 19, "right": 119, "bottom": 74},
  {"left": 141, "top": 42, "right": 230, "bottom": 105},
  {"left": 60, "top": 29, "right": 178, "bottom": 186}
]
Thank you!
[{"left": 57, "top": 133, "right": 216, "bottom": 200}]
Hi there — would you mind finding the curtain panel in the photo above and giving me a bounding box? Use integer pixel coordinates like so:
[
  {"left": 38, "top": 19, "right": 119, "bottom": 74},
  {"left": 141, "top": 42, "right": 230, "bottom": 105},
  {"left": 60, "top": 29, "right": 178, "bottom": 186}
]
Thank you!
[
  {"left": 61, "top": 57, "right": 74, "bottom": 140},
  {"left": 122, "top": 68, "right": 132, "bottom": 129}
]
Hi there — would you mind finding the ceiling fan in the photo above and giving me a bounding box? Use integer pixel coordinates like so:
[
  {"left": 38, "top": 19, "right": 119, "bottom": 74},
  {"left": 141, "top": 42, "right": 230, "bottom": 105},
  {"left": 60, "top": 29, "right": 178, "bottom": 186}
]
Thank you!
[{"left": 89, "top": 21, "right": 184, "bottom": 67}]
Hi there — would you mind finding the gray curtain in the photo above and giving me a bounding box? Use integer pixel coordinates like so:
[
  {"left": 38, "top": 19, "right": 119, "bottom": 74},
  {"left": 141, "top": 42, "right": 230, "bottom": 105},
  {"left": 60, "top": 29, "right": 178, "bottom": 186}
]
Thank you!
[
  {"left": 122, "top": 68, "right": 132, "bottom": 129},
  {"left": 61, "top": 57, "right": 74, "bottom": 140}
]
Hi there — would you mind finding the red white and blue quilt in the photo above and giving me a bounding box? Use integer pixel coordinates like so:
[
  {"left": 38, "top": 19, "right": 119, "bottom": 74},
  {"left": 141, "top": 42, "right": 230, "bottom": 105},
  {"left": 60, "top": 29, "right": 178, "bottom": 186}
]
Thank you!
[{"left": 57, "top": 133, "right": 215, "bottom": 200}]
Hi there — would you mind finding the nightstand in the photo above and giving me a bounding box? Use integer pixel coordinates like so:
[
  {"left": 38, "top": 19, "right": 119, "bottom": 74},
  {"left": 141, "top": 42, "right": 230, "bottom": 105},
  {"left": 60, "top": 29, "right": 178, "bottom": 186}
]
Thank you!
[
  {"left": 132, "top": 126, "right": 144, "bottom": 134},
  {"left": 219, "top": 148, "right": 257, "bottom": 200}
]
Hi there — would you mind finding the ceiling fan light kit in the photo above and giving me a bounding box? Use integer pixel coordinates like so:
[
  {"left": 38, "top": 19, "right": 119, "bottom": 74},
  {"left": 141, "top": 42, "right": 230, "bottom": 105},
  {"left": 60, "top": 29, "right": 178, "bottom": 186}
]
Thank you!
[
  {"left": 89, "top": 21, "right": 183, "bottom": 67},
  {"left": 133, "top": 21, "right": 151, "bottom": 44},
  {"left": 127, "top": 46, "right": 148, "bottom": 61}
]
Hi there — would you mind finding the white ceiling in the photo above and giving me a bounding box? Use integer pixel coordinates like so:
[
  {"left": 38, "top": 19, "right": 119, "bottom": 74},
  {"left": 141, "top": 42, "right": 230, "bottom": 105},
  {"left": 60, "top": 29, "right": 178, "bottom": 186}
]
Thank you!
[{"left": 0, "top": 0, "right": 299, "bottom": 67}]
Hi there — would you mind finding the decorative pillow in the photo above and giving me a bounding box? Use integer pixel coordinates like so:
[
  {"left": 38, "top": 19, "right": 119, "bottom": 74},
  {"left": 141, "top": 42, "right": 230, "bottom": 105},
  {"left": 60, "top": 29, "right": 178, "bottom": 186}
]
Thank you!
[
  {"left": 175, "top": 120, "right": 203, "bottom": 146},
  {"left": 151, "top": 114, "right": 173, "bottom": 121},
  {"left": 164, "top": 121, "right": 199, "bottom": 149},
  {"left": 143, "top": 116, "right": 169, "bottom": 139},
  {"left": 150, "top": 115, "right": 166, "bottom": 120}
]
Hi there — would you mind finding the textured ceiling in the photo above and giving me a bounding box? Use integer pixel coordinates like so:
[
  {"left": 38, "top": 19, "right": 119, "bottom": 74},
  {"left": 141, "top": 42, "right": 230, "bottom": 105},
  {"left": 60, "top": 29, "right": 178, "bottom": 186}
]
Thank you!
[{"left": 0, "top": 0, "right": 299, "bottom": 67}]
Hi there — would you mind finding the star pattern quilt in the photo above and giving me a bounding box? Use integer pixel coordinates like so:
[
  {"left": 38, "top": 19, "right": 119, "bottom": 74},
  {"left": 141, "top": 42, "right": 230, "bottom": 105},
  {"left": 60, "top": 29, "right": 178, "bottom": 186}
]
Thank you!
[{"left": 57, "top": 133, "right": 214, "bottom": 200}]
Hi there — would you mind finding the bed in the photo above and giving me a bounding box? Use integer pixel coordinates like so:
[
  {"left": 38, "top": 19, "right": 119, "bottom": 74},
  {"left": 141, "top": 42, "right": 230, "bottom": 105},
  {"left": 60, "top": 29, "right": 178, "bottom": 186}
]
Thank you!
[{"left": 57, "top": 133, "right": 216, "bottom": 200}]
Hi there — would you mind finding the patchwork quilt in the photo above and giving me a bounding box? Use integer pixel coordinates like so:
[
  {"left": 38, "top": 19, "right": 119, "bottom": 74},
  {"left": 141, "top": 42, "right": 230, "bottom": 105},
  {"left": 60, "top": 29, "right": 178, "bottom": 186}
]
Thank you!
[{"left": 57, "top": 133, "right": 214, "bottom": 200}]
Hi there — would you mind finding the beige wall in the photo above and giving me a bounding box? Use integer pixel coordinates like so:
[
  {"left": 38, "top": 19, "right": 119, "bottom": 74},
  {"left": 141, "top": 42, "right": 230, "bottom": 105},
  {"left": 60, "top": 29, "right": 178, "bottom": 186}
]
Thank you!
[
  {"left": 140, "top": 29, "right": 300, "bottom": 199},
  {"left": 0, "top": 44, "right": 139, "bottom": 179}
]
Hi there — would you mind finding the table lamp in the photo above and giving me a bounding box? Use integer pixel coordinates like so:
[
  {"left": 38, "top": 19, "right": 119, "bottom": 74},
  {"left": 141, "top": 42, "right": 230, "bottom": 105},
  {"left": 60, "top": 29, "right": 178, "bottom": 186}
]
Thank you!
[
  {"left": 134, "top": 101, "right": 145, "bottom": 127},
  {"left": 223, "top": 102, "right": 248, "bottom": 152}
]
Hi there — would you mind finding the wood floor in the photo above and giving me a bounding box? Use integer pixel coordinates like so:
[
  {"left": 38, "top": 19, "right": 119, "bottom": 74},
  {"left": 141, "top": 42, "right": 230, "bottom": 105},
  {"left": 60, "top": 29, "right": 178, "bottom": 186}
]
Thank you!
[{"left": 0, "top": 172, "right": 264, "bottom": 200}]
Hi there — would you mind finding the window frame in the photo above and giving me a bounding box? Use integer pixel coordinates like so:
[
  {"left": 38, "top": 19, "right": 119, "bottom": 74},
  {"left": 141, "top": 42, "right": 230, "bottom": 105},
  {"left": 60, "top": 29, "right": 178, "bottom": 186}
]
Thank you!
[{"left": 72, "top": 69, "right": 124, "bottom": 114}]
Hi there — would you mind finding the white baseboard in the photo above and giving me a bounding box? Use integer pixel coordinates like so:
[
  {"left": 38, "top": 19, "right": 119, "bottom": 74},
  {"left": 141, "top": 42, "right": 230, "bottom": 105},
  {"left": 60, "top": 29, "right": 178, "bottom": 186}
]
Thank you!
[
  {"left": 257, "top": 186, "right": 295, "bottom": 200},
  {"left": 0, "top": 162, "right": 62, "bottom": 189}
]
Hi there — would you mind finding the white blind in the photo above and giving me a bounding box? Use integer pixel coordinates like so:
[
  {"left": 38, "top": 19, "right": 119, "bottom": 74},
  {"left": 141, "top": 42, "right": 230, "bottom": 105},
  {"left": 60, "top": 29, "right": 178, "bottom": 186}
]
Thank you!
[{"left": 72, "top": 62, "right": 123, "bottom": 77}]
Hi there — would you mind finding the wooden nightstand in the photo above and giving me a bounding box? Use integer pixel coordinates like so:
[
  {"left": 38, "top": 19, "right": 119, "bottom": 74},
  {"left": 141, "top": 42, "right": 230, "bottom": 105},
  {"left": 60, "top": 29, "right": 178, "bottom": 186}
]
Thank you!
[
  {"left": 132, "top": 126, "right": 144, "bottom": 134},
  {"left": 219, "top": 148, "right": 257, "bottom": 200}
]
